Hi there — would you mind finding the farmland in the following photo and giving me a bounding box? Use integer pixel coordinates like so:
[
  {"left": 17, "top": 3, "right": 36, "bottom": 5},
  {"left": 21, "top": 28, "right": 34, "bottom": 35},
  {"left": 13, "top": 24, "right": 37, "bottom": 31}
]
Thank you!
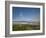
[{"left": 12, "top": 22, "right": 40, "bottom": 31}]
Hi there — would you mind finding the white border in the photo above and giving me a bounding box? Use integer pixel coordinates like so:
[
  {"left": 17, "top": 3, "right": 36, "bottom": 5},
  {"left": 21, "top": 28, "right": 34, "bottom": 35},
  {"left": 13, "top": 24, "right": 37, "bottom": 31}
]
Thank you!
[{"left": 10, "top": 4, "right": 43, "bottom": 34}]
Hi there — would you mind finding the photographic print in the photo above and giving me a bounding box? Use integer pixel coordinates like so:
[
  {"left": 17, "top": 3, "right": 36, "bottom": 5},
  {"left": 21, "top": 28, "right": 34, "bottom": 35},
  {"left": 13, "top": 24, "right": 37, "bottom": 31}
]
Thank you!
[
  {"left": 5, "top": 1, "right": 44, "bottom": 37},
  {"left": 12, "top": 7, "right": 40, "bottom": 31}
]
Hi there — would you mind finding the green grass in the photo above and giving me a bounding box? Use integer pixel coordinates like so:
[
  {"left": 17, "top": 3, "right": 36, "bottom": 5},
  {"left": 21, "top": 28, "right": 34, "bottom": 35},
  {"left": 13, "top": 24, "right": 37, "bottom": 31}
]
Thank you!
[{"left": 12, "top": 24, "right": 40, "bottom": 31}]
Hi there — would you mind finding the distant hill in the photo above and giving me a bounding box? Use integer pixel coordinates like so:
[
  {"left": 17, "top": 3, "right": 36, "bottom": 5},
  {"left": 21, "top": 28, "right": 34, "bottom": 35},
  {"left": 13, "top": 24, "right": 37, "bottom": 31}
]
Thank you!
[{"left": 13, "top": 21, "right": 40, "bottom": 25}]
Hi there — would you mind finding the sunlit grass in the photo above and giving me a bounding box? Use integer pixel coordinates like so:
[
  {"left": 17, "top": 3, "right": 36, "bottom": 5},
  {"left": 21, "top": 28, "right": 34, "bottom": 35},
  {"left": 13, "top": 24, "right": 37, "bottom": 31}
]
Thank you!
[{"left": 12, "top": 24, "right": 40, "bottom": 31}]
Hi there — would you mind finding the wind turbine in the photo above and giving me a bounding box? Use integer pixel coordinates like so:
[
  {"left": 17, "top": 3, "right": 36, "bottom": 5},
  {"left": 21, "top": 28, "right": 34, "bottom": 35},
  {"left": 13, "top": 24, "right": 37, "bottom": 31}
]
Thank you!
[{"left": 19, "top": 12, "right": 25, "bottom": 21}]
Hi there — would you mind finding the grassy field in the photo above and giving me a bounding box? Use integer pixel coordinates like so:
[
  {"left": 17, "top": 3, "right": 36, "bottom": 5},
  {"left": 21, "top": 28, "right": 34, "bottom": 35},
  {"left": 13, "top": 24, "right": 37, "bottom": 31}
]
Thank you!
[{"left": 12, "top": 24, "right": 40, "bottom": 31}]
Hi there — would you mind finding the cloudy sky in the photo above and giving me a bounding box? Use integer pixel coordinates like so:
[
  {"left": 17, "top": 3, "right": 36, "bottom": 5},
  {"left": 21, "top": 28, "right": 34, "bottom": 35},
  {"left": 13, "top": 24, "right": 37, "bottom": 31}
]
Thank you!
[{"left": 12, "top": 7, "right": 40, "bottom": 22}]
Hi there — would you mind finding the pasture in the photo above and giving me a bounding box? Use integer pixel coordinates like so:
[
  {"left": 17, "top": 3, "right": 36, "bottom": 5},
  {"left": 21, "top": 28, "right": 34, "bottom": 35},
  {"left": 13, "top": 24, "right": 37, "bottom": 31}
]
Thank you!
[{"left": 12, "top": 24, "right": 40, "bottom": 31}]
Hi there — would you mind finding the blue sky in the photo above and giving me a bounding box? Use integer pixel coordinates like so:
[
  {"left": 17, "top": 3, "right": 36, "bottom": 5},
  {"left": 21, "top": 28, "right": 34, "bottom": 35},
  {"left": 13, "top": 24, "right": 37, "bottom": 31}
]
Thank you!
[{"left": 12, "top": 7, "right": 40, "bottom": 22}]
